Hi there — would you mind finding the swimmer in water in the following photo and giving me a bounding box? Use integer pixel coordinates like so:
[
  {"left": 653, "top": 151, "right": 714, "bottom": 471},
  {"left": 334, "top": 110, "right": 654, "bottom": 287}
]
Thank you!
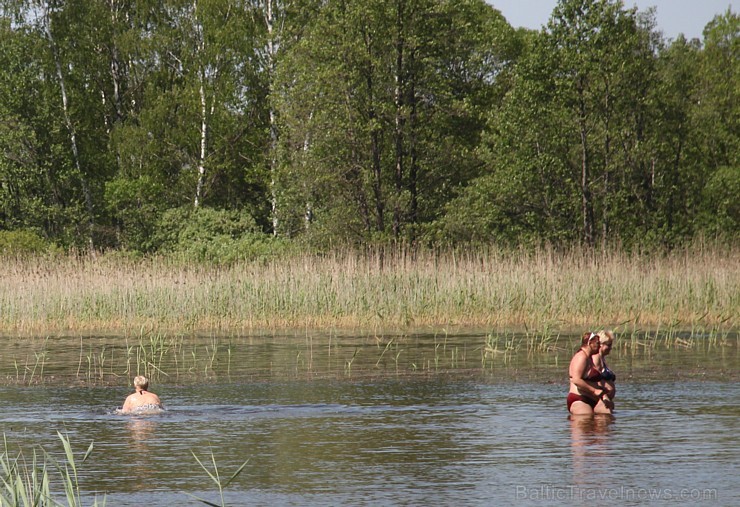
[{"left": 120, "top": 375, "right": 163, "bottom": 414}]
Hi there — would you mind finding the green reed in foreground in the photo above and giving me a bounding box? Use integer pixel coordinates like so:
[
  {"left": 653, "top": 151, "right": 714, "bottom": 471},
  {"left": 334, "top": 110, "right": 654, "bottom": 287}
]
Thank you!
[
  {"left": 0, "top": 432, "right": 103, "bottom": 507},
  {"left": 187, "top": 450, "right": 249, "bottom": 507},
  {"left": 0, "top": 436, "right": 51, "bottom": 507},
  {"left": 1, "top": 246, "right": 737, "bottom": 336},
  {"left": 1, "top": 433, "right": 249, "bottom": 507}
]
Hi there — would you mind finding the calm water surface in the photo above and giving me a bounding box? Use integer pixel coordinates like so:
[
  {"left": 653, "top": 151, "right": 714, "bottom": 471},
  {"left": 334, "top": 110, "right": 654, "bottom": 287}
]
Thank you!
[{"left": 0, "top": 332, "right": 737, "bottom": 506}]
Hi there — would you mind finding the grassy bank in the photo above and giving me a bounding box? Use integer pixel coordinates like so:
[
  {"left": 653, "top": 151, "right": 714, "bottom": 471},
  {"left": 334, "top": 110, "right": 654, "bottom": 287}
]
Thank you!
[{"left": 0, "top": 246, "right": 737, "bottom": 336}]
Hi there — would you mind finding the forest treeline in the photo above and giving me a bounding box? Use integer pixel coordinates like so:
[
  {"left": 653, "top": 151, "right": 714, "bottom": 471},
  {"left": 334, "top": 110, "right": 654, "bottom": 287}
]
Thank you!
[{"left": 0, "top": 0, "right": 737, "bottom": 259}]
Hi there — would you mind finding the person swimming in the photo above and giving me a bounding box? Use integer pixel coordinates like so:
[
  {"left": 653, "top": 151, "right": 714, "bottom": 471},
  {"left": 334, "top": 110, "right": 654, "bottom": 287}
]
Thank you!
[{"left": 119, "top": 375, "right": 164, "bottom": 414}]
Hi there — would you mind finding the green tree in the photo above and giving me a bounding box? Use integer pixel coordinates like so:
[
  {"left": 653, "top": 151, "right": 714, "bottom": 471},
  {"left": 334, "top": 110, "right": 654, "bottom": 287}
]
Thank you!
[
  {"left": 694, "top": 9, "right": 739, "bottom": 237},
  {"left": 696, "top": 9, "right": 739, "bottom": 171},
  {"left": 275, "top": 0, "right": 514, "bottom": 245},
  {"left": 0, "top": 17, "right": 41, "bottom": 232},
  {"left": 107, "top": 0, "right": 270, "bottom": 251},
  {"left": 648, "top": 35, "right": 703, "bottom": 245},
  {"left": 442, "top": 0, "right": 664, "bottom": 248},
  {"left": 1, "top": 2, "right": 98, "bottom": 246}
]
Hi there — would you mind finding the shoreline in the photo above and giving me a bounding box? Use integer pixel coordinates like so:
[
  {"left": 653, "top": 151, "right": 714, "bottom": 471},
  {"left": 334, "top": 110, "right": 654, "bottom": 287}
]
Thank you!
[{"left": 1, "top": 248, "right": 737, "bottom": 338}]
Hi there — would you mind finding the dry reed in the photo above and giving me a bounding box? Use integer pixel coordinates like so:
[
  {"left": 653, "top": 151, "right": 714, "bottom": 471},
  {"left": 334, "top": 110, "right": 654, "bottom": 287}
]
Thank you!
[{"left": 0, "top": 246, "right": 737, "bottom": 336}]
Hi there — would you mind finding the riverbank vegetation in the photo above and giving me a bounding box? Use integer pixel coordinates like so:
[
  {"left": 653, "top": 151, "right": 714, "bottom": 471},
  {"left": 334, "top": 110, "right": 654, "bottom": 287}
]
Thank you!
[
  {"left": 1, "top": 1, "right": 737, "bottom": 340},
  {"left": 1, "top": 245, "right": 736, "bottom": 336},
  {"left": 0, "top": 1, "right": 737, "bottom": 254}
]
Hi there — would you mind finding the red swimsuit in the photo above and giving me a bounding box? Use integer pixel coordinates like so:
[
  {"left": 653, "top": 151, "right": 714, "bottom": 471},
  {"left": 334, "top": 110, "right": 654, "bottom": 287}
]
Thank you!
[{"left": 567, "top": 350, "right": 603, "bottom": 411}]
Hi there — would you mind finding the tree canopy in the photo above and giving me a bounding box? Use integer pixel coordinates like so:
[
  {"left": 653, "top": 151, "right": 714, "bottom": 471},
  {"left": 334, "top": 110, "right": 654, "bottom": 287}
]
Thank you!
[{"left": 0, "top": 0, "right": 737, "bottom": 255}]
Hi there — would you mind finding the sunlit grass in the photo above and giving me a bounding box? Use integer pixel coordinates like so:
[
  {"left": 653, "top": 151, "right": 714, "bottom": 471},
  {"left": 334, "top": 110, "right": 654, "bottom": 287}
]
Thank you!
[{"left": 0, "top": 245, "right": 737, "bottom": 336}]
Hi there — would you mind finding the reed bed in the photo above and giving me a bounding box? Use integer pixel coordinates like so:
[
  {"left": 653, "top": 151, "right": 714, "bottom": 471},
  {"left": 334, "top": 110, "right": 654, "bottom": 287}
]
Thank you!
[{"left": 0, "top": 246, "right": 737, "bottom": 336}]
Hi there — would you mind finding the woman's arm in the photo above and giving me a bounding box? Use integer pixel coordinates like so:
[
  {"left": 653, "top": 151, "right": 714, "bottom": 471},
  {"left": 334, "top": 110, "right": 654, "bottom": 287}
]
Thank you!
[
  {"left": 591, "top": 353, "right": 603, "bottom": 370},
  {"left": 596, "top": 354, "right": 616, "bottom": 398},
  {"left": 604, "top": 380, "right": 616, "bottom": 398}
]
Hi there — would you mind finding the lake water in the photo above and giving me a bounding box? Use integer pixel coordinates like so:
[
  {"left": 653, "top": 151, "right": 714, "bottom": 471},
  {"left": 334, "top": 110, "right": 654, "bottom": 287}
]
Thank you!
[{"left": 0, "top": 332, "right": 737, "bottom": 506}]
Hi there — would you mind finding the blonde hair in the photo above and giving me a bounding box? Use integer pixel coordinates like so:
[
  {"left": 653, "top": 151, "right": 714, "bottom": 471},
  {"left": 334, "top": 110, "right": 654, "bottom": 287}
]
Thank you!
[
  {"left": 597, "top": 329, "right": 615, "bottom": 345},
  {"left": 133, "top": 375, "right": 149, "bottom": 390}
]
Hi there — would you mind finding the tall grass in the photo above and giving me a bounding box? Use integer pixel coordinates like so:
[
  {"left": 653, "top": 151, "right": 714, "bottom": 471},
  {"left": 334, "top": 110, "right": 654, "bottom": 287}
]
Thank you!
[{"left": 0, "top": 245, "right": 737, "bottom": 335}]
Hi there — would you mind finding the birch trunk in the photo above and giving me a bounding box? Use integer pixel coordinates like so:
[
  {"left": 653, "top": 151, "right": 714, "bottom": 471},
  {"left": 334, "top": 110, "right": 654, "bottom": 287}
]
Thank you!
[
  {"left": 193, "top": 0, "right": 207, "bottom": 208},
  {"left": 577, "top": 75, "right": 594, "bottom": 247},
  {"left": 264, "top": 0, "right": 280, "bottom": 235},
  {"left": 392, "top": 0, "right": 405, "bottom": 239},
  {"left": 108, "top": 0, "right": 125, "bottom": 128},
  {"left": 362, "top": 28, "right": 384, "bottom": 233},
  {"left": 42, "top": 2, "right": 95, "bottom": 252},
  {"left": 303, "top": 110, "right": 314, "bottom": 231},
  {"left": 602, "top": 82, "right": 611, "bottom": 251},
  {"left": 408, "top": 47, "right": 418, "bottom": 242},
  {"left": 195, "top": 72, "right": 207, "bottom": 208}
]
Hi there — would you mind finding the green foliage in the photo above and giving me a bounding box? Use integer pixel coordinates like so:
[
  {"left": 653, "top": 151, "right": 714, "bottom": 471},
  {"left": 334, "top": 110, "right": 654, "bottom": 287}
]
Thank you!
[
  {"left": 699, "top": 165, "right": 740, "bottom": 236},
  {"left": 0, "top": 1, "right": 737, "bottom": 252},
  {"left": 0, "top": 441, "right": 51, "bottom": 507},
  {"left": 187, "top": 449, "right": 249, "bottom": 507},
  {"left": 0, "top": 432, "right": 103, "bottom": 507},
  {"left": 104, "top": 175, "right": 167, "bottom": 253},
  {"left": 0, "top": 230, "right": 54, "bottom": 256},
  {"left": 274, "top": 0, "right": 511, "bottom": 243},
  {"left": 152, "top": 207, "right": 292, "bottom": 263},
  {"left": 47, "top": 432, "right": 97, "bottom": 507}
]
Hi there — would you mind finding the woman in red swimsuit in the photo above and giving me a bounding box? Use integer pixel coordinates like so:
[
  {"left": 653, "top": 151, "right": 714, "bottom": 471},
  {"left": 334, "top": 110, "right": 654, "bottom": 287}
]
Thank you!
[{"left": 567, "top": 332, "right": 612, "bottom": 415}]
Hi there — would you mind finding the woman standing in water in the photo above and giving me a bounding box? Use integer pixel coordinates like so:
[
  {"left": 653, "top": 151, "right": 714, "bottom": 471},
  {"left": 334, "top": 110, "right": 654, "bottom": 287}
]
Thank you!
[
  {"left": 567, "top": 332, "right": 612, "bottom": 415},
  {"left": 120, "top": 375, "right": 164, "bottom": 414},
  {"left": 593, "top": 330, "right": 616, "bottom": 410}
]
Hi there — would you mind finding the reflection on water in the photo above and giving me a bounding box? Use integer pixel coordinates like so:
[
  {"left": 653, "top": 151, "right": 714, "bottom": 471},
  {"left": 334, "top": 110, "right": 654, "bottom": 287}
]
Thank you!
[
  {"left": 126, "top": 417, "right": 158, "bottom": 449},
  {"left": 569, "top": 415, "right": 614, "bottom": 493},
  {"left": 124, "top": 417, "right": 161, "bottom": 492},
  {"left": 0, "top": 331, "right": 736, "bottom": 386},
  {"left": 0, "top": 332, "right": 737, "bottom": 506}
]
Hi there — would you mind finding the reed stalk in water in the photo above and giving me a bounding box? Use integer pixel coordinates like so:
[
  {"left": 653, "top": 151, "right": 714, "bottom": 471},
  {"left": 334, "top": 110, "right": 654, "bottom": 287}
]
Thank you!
[
  {"left": 188, "top": 449, "right": 249, "bottom": 507},
  {"left": 0, "top": 434, "right": 51, "bottom": 506},
  {"left": 1, "top": 433, "right": 252, "bottom": 506}
]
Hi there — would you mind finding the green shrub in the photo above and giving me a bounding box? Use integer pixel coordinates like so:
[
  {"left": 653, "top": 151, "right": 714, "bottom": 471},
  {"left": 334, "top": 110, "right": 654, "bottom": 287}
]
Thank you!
[
  {"left": 105, "top": 175, "right": 168, "bottom": 252},
  {"left": 152, "top": 207, "right": 294, "bottom": 263},
  {"left": 0, "top": 229, "right": 52, "bottom": 255}
]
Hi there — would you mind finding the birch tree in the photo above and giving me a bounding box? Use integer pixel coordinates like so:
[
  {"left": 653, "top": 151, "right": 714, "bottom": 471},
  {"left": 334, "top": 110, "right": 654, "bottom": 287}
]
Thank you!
[
  {"left": 37, "top": 0, "right": 97, "bottom": 250},
  {"left": 251, "top": 0, "right": 322, "bottom": 236},
  {"left": 275, "top": 0, "right": 510, "bottom": 244}
]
